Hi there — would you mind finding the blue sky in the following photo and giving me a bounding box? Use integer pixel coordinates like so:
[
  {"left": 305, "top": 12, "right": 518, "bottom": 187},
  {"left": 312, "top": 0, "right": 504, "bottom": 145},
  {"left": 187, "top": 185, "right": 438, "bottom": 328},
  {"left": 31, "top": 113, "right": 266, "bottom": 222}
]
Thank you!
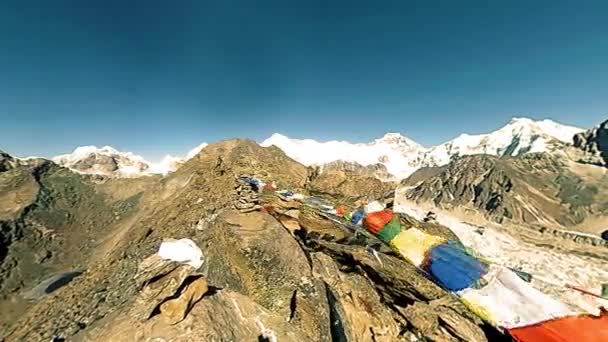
[{"left": 1, "top": 0, "right": 607, "bottom": 161}]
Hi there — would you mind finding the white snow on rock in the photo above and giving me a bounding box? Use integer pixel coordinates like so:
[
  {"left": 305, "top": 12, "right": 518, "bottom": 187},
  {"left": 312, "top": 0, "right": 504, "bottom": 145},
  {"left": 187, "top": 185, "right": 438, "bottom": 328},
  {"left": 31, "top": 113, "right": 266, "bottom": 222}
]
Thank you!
[
  {"left": 261, "top": 117, "right": 584, "bottom": 179},
  {"left": 157, "top": 238, "right": 204, "bottom": 269},
  {"left": 393, "top": 186, "right": 608, "bottom": 315}
]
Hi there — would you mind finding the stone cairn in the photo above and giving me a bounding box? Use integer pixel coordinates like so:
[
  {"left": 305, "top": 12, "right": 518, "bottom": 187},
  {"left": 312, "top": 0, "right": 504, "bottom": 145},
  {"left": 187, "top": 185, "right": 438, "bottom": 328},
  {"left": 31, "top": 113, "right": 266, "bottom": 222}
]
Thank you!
[{"left": 233, "top": 175, "right": 263, "bottom": 213}]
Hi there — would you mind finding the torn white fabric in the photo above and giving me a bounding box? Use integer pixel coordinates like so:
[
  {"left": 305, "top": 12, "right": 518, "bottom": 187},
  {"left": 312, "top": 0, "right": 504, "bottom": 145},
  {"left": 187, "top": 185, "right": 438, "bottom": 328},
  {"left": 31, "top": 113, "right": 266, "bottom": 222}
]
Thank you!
[
  {"left": 157, "top": 238, "right": 204, "bottom": 269},
  {"left": 457, "top": 265, "right": 575, "bottom": 328}
]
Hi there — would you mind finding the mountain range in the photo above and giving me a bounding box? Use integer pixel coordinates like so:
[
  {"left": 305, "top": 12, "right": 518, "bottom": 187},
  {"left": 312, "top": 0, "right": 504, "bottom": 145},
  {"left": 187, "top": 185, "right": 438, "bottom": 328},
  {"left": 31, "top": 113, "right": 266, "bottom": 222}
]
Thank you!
[
  {"left": 1, "top": 117, "right": 607, "bottom": 341},
  {"left": 45, "top": 117, "right": 583, "bottom": 179}
]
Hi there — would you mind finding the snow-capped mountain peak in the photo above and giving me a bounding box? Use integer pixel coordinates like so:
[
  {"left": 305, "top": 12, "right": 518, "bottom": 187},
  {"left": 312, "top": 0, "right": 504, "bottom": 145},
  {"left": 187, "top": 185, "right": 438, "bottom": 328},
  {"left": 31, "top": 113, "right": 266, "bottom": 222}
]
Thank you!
[
  {"left": 261, "top": 132, "right": 425, "bottom": 179},
  {"left": 50, "top": 117, "right": 584, "bottom": 180},
  {"left": 53, "top": 143, "right": 208, "bottom": 177},
  {"left": 52, "top": 145, "right": 151, "bottom": 177},
  {"left": 372, "top": 132, "right": 423, "bottom": 149},
  {"left": 261, "top": 117, "right": 584, "bottom": 180},
  {"left": 421, "top": 117, "right": 584, "bottom": 166}
]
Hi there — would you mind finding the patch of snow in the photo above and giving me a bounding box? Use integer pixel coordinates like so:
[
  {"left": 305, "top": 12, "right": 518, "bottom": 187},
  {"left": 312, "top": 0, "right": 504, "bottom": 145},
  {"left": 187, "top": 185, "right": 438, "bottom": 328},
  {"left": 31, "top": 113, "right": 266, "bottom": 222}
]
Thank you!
[{"left": 157, "top": 238, "right": 204, "bottom": 269}]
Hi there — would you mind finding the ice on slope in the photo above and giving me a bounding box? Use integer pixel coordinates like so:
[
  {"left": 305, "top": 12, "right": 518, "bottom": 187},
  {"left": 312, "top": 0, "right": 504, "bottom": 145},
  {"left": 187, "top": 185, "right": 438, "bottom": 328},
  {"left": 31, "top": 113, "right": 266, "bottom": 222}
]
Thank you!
[
  {"left": 394, "top": 187, "right": 608, "bottom": 315},
  {"left": 261, "top": 132, "right": 425, "bottom": 179}
]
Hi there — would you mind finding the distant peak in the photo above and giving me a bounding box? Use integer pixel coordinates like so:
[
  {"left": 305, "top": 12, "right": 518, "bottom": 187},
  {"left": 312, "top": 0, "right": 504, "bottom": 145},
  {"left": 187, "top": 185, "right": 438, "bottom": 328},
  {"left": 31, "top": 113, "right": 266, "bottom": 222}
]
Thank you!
[
  {"left": 507, "top": 117, "right": 564, "bottom": 127},
  {"left": 374, "top": 132, "right": 420, "bottom": 147},
  {"left": 267, "top": 133, "right": 289, "bottom": 140},
  {"left": 508, "top": 117, "right": 535, "bottom": 125},
  {"left": 380, "top": 132, "right": 406, "bottom": 140},
  {"left": 71, "top": 145, "right": 117, "bottom": 155}
]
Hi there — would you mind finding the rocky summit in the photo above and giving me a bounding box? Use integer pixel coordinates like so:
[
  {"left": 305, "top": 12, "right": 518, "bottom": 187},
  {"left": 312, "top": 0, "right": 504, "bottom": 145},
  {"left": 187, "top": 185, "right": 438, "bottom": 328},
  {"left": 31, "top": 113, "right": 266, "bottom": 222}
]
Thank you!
[
  {"left": 1, "top": 120, "right": 608, "bottom": 342},
  {"left": 574, "top": 119, "right": 608, "bottom": 166}
]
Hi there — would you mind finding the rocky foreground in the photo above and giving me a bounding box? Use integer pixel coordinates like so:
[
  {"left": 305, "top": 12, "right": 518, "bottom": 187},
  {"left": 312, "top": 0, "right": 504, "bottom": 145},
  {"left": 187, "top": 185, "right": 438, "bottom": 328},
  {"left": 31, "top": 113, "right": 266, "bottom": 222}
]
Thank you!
[
  {"left": 0, "top": 140, "right": 517, "bottom": 342},
  {"left": 1, "top": 138, "right": 607, "bottom": 341}
]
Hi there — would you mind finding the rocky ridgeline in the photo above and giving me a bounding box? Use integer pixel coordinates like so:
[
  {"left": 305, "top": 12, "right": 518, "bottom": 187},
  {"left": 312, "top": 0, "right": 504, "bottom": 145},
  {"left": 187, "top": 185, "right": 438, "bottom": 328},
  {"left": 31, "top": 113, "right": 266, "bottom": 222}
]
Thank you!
[
  {"left": 232, "top": 176, "right": 263, "bottom": 213},
  {"left": 573, "top": 118, "right": 608, "bottom": 166},
  {"left": 535, "top": 226, "right": 608, "bottom": 248}
]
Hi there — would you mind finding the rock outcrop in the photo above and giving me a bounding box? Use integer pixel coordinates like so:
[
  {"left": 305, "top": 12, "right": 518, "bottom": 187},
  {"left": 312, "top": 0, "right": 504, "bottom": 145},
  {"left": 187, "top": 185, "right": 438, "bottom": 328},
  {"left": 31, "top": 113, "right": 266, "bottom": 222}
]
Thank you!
[
  {"left": 307, "top": 167, "right": 396, "bottom": 206},
  {"left": 320, "top": 160, "right": 395, "bottom": 181},
  {"left": 573, "top": 118, "right": 608, "bottom": 166},
  {"left": 0, "top": 150, "right": 18, "bottom": 172}
]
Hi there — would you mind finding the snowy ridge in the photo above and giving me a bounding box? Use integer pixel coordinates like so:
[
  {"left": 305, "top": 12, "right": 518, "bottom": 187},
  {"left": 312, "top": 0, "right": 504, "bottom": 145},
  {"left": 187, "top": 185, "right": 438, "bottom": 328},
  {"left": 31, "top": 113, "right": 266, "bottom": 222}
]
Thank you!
[
  {"left": 262, "top": 117, "right": 584, "bottom": 179},
  {"left": 53, "top": 143, "right": 208, "bottom": 177},
  {"left": 261, "top": 132, "right": 425, "bottom": 179},
  {"left": 50, "top": 117, "right": 583, "bottom": 179},
  {"left": 422, "top": 118, "right": 584, "bottom": 166}
]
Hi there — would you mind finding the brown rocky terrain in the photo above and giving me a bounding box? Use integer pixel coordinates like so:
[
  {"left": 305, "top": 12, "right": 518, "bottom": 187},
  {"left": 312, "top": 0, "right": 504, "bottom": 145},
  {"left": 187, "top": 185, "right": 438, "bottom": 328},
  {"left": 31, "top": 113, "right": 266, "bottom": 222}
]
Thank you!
[
  {"left": 0, "top": 155, "right": 154, "bottom": 331},
  {"left": 307, "top": 167, "right": 396, "bottom": 207},
  {"left": 402, "top": 153, "right": 608, "bottom": 234},
  {"left": 320, "top": 160, "right": 395, "bottom": 181},
  {"left": 1, "top": 140, "right": 510, "bottom": 341}
]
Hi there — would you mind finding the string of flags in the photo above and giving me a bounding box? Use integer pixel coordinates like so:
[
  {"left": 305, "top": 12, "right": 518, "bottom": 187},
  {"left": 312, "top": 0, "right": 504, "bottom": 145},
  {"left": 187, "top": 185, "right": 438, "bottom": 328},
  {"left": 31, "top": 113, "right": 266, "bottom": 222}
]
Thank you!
[{"left": 272, "top": 187, "right": 608, "bottom": 341}]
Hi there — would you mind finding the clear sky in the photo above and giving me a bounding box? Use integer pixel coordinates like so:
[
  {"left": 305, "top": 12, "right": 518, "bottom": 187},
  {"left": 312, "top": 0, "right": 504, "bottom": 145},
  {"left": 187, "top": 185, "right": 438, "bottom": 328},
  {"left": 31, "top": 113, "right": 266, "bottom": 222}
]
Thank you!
[{"left": 1, "top": 0, "right": 607, "bottom": 161}]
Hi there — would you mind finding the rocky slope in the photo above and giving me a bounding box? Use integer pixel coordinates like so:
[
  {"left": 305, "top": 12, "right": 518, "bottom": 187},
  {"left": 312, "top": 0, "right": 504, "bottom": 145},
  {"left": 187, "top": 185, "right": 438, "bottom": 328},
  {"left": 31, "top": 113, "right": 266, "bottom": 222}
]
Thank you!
[
  {"left": 3, "top": 138, "right": 607, "bottom": 341},
  {"left": 0, "top": 156, "right": 152, "bottom": 332},
  {"left": 319, "top": 160, "right": 395, "bottom": 181},
  {"left": 262, "top": 117, "right": 583, "bottom": 179},
  {"left": 574, "top": 118, "right": 608, "bottom": 166},
  {"left": 2, "top": 140, "right": 512, "bottom": 342},
  {"left": 401, "top": 153, "right": 608, "bottom": 234}
]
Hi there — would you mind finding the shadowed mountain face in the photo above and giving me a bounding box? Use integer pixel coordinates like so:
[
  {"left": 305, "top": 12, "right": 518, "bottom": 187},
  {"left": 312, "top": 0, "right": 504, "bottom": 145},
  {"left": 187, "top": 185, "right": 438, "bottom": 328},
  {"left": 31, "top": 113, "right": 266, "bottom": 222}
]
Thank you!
[
  {"left": 574, "top": 119, "right": 608, "bottom": 166},
  {"left": 402, "top": 153, "right": 608, "bottom": 231}
]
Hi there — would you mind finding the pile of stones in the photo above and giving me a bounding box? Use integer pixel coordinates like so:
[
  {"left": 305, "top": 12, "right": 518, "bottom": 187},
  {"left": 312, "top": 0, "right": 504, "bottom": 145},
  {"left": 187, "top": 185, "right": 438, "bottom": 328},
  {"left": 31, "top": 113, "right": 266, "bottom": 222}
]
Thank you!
[{"left": 232, "top": 176, "right": 262, "bottom": 213}]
